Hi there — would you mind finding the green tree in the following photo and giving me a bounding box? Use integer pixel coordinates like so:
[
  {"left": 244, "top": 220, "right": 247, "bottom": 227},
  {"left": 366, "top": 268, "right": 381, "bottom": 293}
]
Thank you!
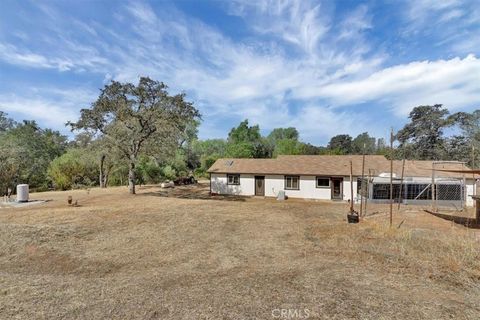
[
  {"left": 191, "top": 139, "right": 228, "bottom": 176},
  {"left": 267, "top": 127, "right": 301, "bottom": 157},
  {"left": 0, "top": 120, "right": 67, "bottom": 190},
  {"left": 375, "top": 138, "right": 389, "bottom": 155},
  {"left": 273, "top": 138, "right": 305, "bottom": 157},
  {"left": 352, "top": 132, "right": 376, "bottom": 154},
  {"left": 267, "top": 127, "right": 299, "bottom": 141},
  {"left": 226, "top": 120, "right": 267, "bottom": 158},
  {"left": 0, "top": 128, "right": 21, "bottom": 194},
  {"left": 396, "top": 105, "right": 451, "bottom": 160},
  {"left": 228, "top": 119, "right": 261, "bottom": 144},
  {"left": 448, "top": 110, "right": 480, "bottom": 166},
  {"left": 48, "top": 149, "right": 99, "bottom": 190},
  {"left": 445, "top": 135, "right": 470, "bottom": 163},
  {"left": 69, "top": 77, "right": 200, "bottom": 194},
  {"left": 0, "top": 111, "right": 16, "bottom": 132},
  {"left": 225, "top": 141, "right": 256, "bottom": 158},
  {"left": 327, "top": 134, "right": 353, "bottom": 154},
  {"left": 301, "top": 143, "right": 322, "bottom": 155}
]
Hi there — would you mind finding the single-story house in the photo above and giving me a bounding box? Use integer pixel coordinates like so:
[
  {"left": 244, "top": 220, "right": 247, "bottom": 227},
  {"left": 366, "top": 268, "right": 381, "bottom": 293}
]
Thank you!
[{"left": 207, "top": 155, "right": 476, "bottom": 207}]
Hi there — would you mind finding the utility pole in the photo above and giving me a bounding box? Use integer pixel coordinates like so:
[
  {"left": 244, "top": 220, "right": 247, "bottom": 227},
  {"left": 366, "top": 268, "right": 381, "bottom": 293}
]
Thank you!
[{"left": 389, "top": 128, "right": 394, "bottom": 227}]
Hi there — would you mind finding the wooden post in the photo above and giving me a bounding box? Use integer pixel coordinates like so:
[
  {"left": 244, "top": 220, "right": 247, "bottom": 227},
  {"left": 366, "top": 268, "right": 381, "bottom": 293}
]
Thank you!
[
  {"left": 475, "top": 197, "right": 480, "bottom": 222},
  {"left": 471, "top": 196, "right": 480, "bottom": 222},
  {"left": 350, "top": 160, "right": 354, "bottom": 213},
  {"left": 397, "top": 158, "right": 405, "bottom": 211},
  {"left": 462, "top": 163, "right": 466, "bottom": 210},
  {"left": 389, "top": 129, "right": 394, "bottom": 227},
  {"left": 365, "top": 169, "right": 370, "bottom": 216},
  {"left": 431, "top": 162, "right": 436, "bottom": 212},
  {"left": 472, "top": 145, "right": 476, "bottom": 210},
  {"left": 360, "top": 144, "right": 365, "bottom": 217}
]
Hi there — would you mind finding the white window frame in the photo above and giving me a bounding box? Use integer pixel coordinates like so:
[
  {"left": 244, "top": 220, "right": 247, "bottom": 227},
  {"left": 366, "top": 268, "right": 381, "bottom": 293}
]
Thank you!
[
  {"left": 285, "top": 175, "right": 300, "bottom": 190},
  {"left": 227, "top": 174, "right": 240, "bottom": 185},
  {"left": 316, "top": 177, "right": 330, "bottom": 188}
]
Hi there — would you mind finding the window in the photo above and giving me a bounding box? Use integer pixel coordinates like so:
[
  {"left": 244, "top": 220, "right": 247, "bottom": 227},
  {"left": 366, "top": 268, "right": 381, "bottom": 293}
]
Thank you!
[
  {"left": 372, "top": 184, "right": 402, "bottom": 200},
  {"left": 437, "top": 184, "right": 462, "bottom": 201},
  {"left": 406, "top": 184, "right": 431, "bottom": 200},
  {"left": 227, "top": 174, "right": 240, "bottom": 185},
  {"left": 285, "top": 176, "right": 300, "bottom": 190},
  {"left": 316, "top": 177, "right": 330, "bottom": 188}
]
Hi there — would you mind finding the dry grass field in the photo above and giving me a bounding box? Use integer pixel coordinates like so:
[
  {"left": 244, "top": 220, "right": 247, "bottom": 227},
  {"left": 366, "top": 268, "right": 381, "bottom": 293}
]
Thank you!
[{"left": 1, "top": 182, "right": 480, "bottom": 319}]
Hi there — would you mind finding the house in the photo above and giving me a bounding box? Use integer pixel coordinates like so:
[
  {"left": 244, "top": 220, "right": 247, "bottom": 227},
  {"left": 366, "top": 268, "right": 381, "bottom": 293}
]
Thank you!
[{"left": 207, "top": 155, "right": 476, "bottom": 207}]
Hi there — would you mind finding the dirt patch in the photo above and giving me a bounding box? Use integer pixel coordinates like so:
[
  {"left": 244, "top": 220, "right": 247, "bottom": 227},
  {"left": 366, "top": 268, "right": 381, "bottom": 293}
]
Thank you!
[{"left": 0, "top": 184, "right": 479, "bottom": 319}]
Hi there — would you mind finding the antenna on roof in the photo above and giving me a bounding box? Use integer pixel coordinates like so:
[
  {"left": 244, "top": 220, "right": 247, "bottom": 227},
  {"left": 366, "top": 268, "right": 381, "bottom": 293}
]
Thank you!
[{"left": 225, "top": 160, "right": 234, "bottom": 166}]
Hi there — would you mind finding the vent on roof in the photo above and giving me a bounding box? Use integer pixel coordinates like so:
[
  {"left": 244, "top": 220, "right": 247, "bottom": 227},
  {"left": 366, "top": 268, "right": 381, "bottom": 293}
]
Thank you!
[
  {"left": 225, "top": 160, "right": 234, "bottom": 167},
  {"left": 379, "top": 172, "right": 396, "bottom": 178}
]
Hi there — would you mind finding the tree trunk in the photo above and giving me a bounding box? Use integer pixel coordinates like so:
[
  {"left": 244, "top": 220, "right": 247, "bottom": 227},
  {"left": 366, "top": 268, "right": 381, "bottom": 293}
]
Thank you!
[
  {"left": 99, "top": 154, "right": 106, "bottom": 188},
  {"left": 104, "top": 168, "right": 110, "bottom": 188},
  {"left": 128, "top": 161, "right": 136, "bottom": 194}
]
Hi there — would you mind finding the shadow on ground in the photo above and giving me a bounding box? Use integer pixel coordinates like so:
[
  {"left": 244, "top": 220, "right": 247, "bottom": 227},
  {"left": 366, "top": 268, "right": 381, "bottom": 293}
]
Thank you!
[
  {"left": 138, "top": 183, "right": 247, "bottom": 202},
  {"left": 424, "top": 210, "right": 480, "bottom": 229}
]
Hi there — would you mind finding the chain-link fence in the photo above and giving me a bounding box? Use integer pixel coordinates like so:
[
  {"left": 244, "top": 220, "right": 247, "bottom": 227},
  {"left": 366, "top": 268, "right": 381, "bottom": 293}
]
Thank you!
[{"left": 356, "top": 164, "right": 467, "bottom": 213}]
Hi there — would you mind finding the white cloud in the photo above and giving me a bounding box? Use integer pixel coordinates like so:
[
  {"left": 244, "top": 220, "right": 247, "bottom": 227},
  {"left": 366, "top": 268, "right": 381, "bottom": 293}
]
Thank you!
[
  {"left": 0, "top": 43, "right": 53, "bottom": 69},
  {"left": 406, "top": 0, "right": 462, "bottom": 23},
  {"left": 313, "top": 55, "right": 480, "bottom": 115},
  {"left": 228, "top": 0, "right": 332, "bottom": 55},
  {"left": 0, "top": 87, "right": 96, "bottom": 133},
  {"left": 0, "top": 95, "right": 77, "bottom": 130},
  {"left": 0, "top": 1, "right": 479, "bottom": 144},
  {"left": 402, "top": 0, "right": 479, "bottom": 55}
]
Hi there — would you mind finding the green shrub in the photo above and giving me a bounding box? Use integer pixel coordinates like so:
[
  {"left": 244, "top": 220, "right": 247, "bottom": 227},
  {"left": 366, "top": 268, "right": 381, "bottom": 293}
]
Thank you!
[{"left": 48, "top": 149, "right": 98, "bottom": 190}]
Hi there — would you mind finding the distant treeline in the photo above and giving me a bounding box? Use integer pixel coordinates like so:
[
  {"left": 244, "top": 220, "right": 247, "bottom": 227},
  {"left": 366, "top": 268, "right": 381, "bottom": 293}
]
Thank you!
[{"left": 1, "top": 79, "right": 478, "bottom": 193}]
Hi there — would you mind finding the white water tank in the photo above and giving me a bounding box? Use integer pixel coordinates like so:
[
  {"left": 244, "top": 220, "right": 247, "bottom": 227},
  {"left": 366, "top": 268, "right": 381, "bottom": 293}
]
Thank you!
[{"left": 17, "top": 184, "right": 29, "bottom": 203}]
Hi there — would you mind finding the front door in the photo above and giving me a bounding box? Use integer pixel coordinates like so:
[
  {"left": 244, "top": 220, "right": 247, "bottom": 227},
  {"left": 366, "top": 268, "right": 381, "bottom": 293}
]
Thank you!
[
  {"left": 255, "top": 176, "right": 265, "bottom": 196},
  {"left": 331, "top": 178, "right": 343, "bottom": 200}
]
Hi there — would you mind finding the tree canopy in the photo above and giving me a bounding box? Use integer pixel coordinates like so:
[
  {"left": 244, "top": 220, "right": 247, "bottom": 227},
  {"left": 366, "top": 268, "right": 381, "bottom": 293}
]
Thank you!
[
  {"left": 69, "top": 77, "right": 200, "bottom": 194},
  {"left": 396, "top": 104, "right": 451, "bottom": 160}
]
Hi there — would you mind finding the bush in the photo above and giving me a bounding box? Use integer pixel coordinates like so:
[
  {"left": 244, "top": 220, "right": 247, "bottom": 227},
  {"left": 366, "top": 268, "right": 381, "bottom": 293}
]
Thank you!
[
  {"left": 48, "top": 149, "right": 98, "bottom": 190},
  {"left": 162, "top": 165, "right": 177, "bottom": 181}
]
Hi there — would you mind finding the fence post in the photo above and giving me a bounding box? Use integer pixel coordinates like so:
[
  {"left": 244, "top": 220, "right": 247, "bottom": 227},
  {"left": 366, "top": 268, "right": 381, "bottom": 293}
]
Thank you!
[{"left": 432, "top": 162, "right": 436, "bottom": 212}]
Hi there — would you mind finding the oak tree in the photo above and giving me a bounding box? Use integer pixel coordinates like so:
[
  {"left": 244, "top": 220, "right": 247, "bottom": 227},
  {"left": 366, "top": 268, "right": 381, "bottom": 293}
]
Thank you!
[{"left": 69, "top": 77, "right": 200, "bottom": 194}]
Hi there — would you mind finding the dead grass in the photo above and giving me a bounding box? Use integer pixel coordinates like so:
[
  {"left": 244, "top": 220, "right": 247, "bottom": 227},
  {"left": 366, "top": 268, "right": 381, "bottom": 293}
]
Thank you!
[{"left": 0, "top": 183, "right": 479, "bottom": 319}]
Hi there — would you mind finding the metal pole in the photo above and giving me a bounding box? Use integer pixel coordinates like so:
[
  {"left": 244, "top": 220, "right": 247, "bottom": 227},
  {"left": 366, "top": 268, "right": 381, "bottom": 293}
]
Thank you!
[
  {"left": 350, "top": 160, "right": 354, "bottom": 213},
  {"left": 472, "top": 145, "right": 476, "bottom": 211},
  {"left": 389, "top": 129, "right": 394, "bottom": 227},
  {"left": 365, "top": 169, "right": 371, "bottom": 216},
  {"left": 360, "top": 144, "right": 365, "bottom": 217},
  {"left": 432, "top": 162, "right": 436, "bottom": 212},
  {"left": 462, "top": 162, "right": 466, "bottom": 210},
  {"left": 397, "top": 158, "right": 405, "bottom": 211}
]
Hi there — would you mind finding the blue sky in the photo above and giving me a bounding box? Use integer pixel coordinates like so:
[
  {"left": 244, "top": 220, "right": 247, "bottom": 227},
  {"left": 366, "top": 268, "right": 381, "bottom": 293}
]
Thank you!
[{"left": 0, "top": 0, "right": 479, "bottom": 145}]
